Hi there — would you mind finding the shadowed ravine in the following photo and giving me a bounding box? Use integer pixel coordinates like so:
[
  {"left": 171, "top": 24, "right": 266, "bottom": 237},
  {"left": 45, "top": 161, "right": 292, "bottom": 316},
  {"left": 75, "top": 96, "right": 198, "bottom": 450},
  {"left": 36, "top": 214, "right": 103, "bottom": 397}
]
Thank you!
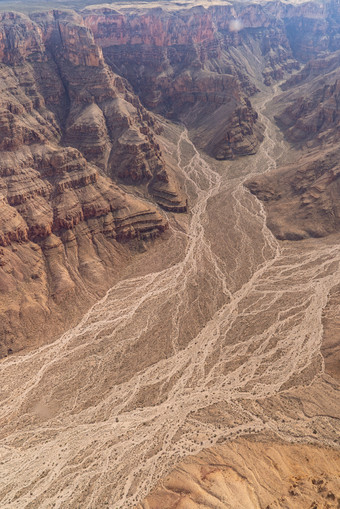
[{"left": 0, "top": 85, "right": 339, "bottom": 508}]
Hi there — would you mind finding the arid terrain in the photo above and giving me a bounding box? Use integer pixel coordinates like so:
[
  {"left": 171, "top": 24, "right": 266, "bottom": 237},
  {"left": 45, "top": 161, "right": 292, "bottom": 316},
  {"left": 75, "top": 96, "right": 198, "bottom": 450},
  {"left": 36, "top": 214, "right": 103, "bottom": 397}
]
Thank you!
[{"left": 0, "top": 1, "right": 339, "bottom": 508}]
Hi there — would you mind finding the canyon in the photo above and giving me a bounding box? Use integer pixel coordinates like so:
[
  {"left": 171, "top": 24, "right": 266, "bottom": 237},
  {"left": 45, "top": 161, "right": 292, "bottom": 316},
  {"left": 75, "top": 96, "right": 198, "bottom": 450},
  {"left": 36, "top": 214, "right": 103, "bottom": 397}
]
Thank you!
[{"left": 0, "top": 1, "right": 339, "bottom": 508}]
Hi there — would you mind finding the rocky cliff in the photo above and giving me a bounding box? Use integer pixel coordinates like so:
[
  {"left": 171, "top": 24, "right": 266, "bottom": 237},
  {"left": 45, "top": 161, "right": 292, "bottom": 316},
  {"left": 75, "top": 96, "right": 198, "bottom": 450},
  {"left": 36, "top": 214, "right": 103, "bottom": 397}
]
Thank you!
[
  {"left": 247, "top": 48, "right": 340, "bottom": 241},
  {"left": 1, "top": 0, "right": 340, "bottom": 353},
  {"left": 81, "top": 0, "right": 339, "bottom": 158},
  {"left": 83, "top": 4, "right": 277, "bottom": 158},
  {"left": 0, "top": 10, "right": 185, "bottom": 355},
  {"left": 276, "top": 51, "right": 340, "bottom": 145}
]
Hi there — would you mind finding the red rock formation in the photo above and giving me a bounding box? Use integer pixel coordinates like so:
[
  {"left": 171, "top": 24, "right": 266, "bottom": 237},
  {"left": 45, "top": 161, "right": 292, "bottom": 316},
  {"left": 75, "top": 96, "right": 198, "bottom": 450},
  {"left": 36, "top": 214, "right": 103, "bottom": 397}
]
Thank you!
[
  {"left": 83, "top": 3, "right": 300, "bottom": 100},
  {"left": 82, "top": 7, "right": 265, "bottom": 159},
  {"left": 85, "top": 3, "right": 337, "bottom": 158},
  {"left": 0, "top": 11, "right": 180, "bottom": 356},
  {"left": 1, "top": 0, "right": 339, "bottom": 354}
]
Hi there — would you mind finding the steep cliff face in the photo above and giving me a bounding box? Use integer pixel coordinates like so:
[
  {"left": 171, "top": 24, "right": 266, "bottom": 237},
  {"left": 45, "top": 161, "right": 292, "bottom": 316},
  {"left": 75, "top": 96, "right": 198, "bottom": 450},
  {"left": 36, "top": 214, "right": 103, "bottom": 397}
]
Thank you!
[
  {"left": 247, "top": 48, "right": 340, "bottom": 241},
  {"left": 83, "top": 0, "right": 337, "bottom": 86},
  {"left": 0, "top": 11, "right": 183, "bottom": 355},
  {"left": 1, "top": 0, "right": 339, "bottom": 353},
  {"left": 81, "top": 0, "right": 338, "bottom": 160},
  {"left": 84, "top": 6, "right": 266, "bottom": 160},
  {"left": 83, "top": 2, "right": 302, "bottom": 93},
  {"left": 284, "top": 0, "right": 340, "bottom": 61},
  {"left": 276, "top": 51, "right": 340, "bottom": 145}
]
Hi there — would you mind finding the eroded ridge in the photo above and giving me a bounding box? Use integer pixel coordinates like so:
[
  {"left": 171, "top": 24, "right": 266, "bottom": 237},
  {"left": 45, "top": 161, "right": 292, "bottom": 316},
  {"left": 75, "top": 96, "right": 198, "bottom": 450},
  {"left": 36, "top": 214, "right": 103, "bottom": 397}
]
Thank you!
[{"left": 0, "top": 86, "right": 339, "bottom": 509}]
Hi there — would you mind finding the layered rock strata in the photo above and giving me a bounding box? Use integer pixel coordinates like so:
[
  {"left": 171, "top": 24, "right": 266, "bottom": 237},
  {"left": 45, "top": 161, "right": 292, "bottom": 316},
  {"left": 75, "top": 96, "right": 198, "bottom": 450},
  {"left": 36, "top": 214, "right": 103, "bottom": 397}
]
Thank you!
[
  {"left": 84, "top": 6, "right": 268, "bottom": 159},
  {"left": 0, "top": 10, "right": 179, "bottom": 355},
  {"left": 1, "top": 0, "right": 340, "bottom": 353},
  {"left": 247, "top": 49, "right": 340, "bottom": 241},
  {"left": 81, "top": 0, "right": 338, "bottom": 159},
  {"left": 276, "top": 52, "right": 340, "bottom": 145}
]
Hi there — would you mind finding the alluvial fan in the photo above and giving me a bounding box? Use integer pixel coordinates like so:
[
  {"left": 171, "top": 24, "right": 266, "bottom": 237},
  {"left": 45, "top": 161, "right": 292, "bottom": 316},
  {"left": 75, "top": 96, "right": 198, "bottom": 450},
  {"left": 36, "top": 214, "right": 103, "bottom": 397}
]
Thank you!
[{"left": 0, "top": 83, "right": 339, "bottom": 509}]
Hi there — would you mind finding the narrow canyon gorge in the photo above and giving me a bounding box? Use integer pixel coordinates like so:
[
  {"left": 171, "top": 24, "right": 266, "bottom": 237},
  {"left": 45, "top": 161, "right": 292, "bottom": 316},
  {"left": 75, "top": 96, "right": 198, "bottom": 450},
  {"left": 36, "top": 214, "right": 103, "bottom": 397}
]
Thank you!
[{"left": 0, "top": 1, "right": 339, "bottom": 508}]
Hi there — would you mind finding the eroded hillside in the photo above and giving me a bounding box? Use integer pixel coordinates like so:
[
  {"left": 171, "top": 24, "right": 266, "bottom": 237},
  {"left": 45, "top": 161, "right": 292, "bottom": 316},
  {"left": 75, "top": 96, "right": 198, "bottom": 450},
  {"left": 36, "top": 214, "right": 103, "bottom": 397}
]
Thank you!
[{"left": 0, "top": 2, "right": 339, "bottom": 509}]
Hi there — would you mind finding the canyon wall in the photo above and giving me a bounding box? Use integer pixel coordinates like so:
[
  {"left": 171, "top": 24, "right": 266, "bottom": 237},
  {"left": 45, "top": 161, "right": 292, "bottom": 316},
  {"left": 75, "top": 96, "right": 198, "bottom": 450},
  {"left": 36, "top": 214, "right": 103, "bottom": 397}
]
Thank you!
[
  {"left": 247, "top": 49, "right": 340, "bottom": 240},
  {"left": 0, "top": 0, "right": 339, "bottom": 353},
  {"left": 0, "top": 3, "right": 340, "bottom": 509},
  {"left": 82, "top": 0, "right": 339, "bottom": 156},
  {"left": 0, "top": 9, "right": 182, "bottom": 355}
]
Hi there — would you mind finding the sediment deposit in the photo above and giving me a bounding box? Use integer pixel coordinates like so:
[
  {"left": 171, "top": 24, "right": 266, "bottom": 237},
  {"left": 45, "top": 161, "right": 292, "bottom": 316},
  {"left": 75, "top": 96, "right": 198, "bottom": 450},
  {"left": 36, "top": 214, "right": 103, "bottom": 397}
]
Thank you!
[{"left": 0, "top": 2, "right": 339, "bottom": 508}]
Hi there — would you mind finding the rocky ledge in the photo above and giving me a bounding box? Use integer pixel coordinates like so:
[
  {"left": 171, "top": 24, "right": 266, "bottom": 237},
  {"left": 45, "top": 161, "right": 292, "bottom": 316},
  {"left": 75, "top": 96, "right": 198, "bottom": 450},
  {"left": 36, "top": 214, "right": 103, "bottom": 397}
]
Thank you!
[
  {"left": 0, "top": 10, "right": 183, "bottom": 355},
  {"left": 1, "top": 0, "right": 339, "bottom": 352},
  {"left": 247, "top": 47, "right": 340, "bottom": 242}
]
